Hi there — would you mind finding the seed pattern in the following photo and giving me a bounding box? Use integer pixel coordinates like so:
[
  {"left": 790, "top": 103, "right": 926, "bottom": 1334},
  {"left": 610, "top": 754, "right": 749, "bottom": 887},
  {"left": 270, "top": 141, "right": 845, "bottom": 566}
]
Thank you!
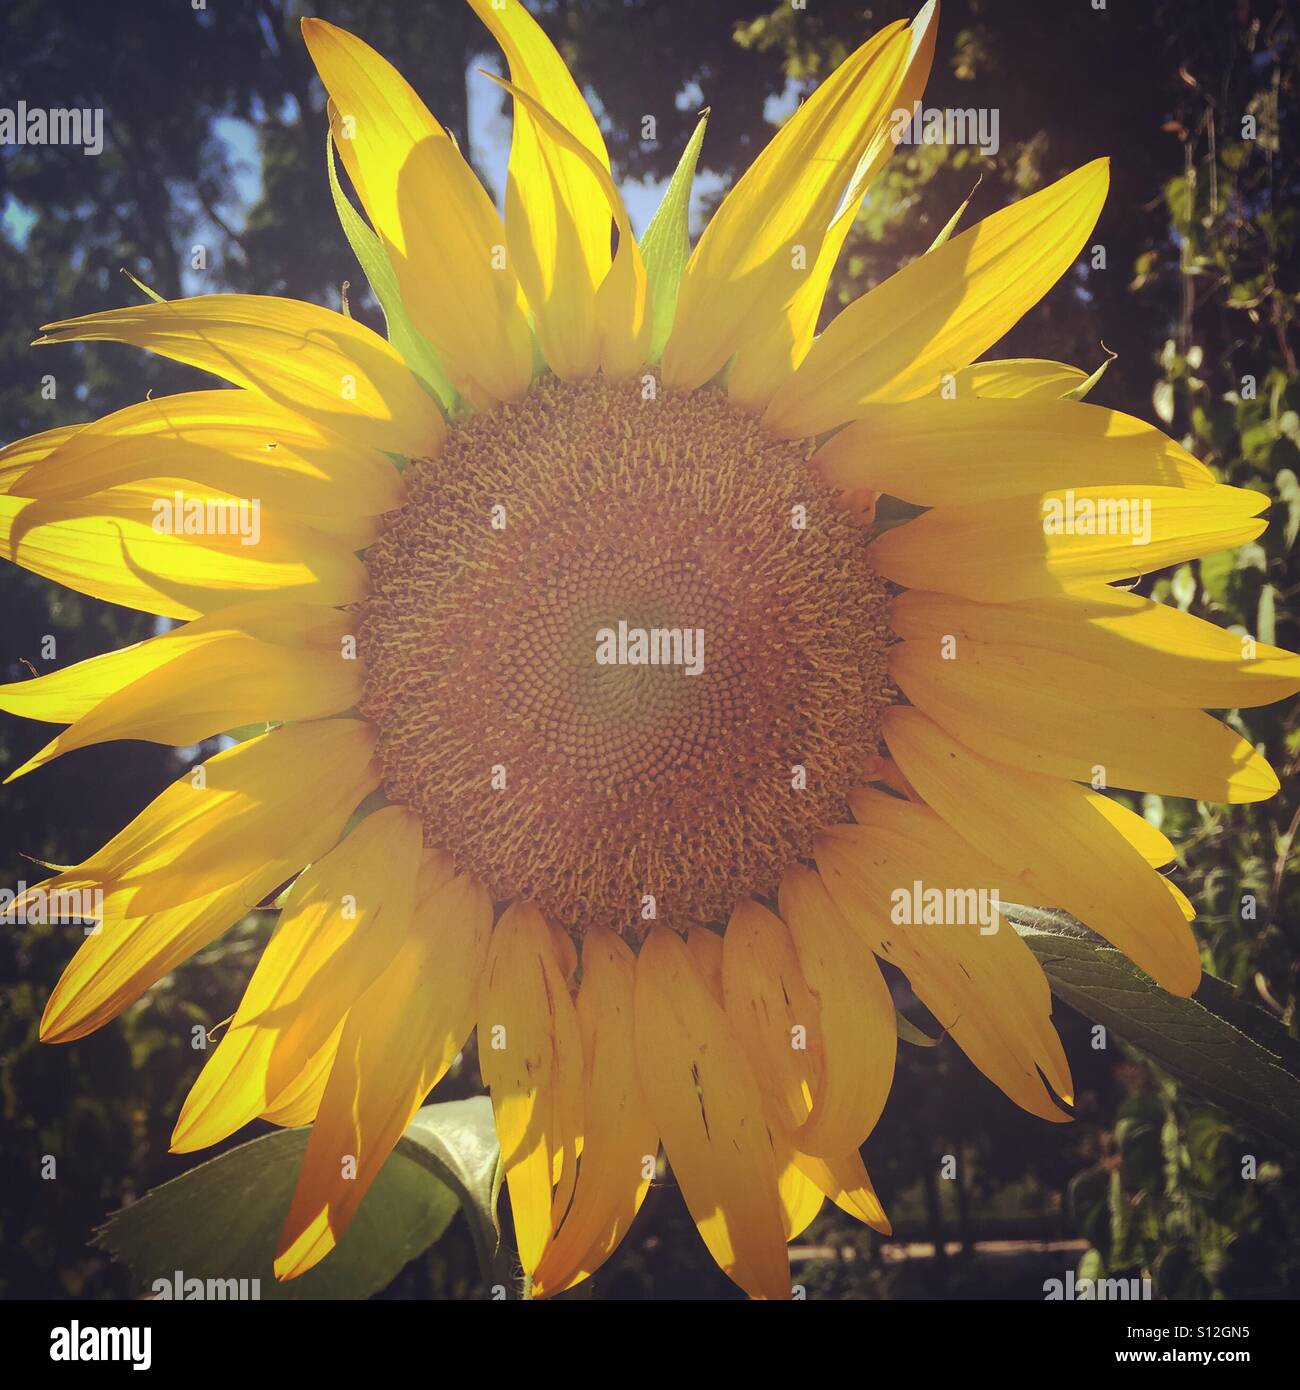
[{"left": 358, "top": 375, "right": 892, "bottom": 938}]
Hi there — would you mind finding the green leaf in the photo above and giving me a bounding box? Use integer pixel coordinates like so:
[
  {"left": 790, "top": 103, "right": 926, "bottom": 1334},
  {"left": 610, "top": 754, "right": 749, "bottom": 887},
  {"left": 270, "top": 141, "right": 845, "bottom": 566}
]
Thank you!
[
  {"left": 639, "top": 112, "right": 708, "bottom": 364},
  {"left": 402, "top": 1097, "right": 503, "bottom": 1280},
  {"left": 1257, "top": 582, "right": 1277, "bottom": 645},
  {"left": 1068, "top": 1165, "right": 1111, "bottom": 1256},
  {"left": 94, "top": 1097, "right": 501, "bottom": 1299},
  {"left": 325, "top": 129, "right": 461, "bottom": 417},
  {"left": 1152, "top": 379, "right": 1176, "bottom": 425},
  {"left": 1168, "top": 562, "right": 1196, "bottom": 611},
  {"left": 1198, "top": 547, "right": 1237, "bottom": 607},
  {"left": 1115, "top": 1094, "right": 1165, "bottom": 1193},
  {"left": 1007, "top": 906, "right": 1300, "bottom": 1152},
  {"left": 1275, "top": 467, "right": 1300, "bottom": 551}
]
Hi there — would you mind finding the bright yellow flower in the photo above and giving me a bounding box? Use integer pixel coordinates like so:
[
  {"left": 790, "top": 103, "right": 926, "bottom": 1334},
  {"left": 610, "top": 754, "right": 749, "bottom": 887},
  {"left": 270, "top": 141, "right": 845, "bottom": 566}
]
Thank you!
[{"left": 3, "top": 0, "right": 1296, "bottom": 1300}]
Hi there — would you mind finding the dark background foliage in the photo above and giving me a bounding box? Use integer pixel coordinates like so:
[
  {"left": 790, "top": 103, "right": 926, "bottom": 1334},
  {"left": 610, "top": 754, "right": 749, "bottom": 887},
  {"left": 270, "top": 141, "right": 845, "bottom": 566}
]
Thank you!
[{"left": 0, "top": 0, "right": 1296, "bottom": 1299}]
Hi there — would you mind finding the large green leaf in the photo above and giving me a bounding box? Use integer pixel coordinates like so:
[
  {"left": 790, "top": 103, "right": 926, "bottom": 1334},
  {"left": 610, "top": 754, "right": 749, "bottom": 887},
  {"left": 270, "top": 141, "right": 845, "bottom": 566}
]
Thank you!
[
  {"left": 639, "top": 113, "right": 708, "bottom": 364},
  {"left": 325, "top": 128, "right": 461, "bottom": 417},
  {"left": 94, "top": 1096, "right": 501, "bottom": 1299},
  {"left": 401, "top": 1097, "right": 502, "bottom": 1280},
  {"left": 1009, "top": 905, "right": 1300, "bottom": 1152}
]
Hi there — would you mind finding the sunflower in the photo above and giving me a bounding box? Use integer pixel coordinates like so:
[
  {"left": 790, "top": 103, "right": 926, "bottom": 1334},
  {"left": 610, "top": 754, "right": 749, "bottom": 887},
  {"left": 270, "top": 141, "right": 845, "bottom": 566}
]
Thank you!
[{"left": 3, "top": 0, "right": 1296, "bottom": 1302}]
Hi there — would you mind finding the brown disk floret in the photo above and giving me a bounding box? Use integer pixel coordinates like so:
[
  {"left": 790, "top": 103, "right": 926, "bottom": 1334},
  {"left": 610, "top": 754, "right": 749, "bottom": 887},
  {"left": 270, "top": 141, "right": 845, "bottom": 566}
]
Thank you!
[{"left": 358, "top": 374, "right": 891, "bottom": 938}]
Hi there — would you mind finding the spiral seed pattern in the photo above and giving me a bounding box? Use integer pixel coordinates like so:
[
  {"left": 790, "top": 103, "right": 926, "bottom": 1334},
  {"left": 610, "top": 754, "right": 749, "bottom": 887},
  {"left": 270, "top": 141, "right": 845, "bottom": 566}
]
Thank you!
[{"left": 358, "top": 375, "right": 891, "bottom": 937}]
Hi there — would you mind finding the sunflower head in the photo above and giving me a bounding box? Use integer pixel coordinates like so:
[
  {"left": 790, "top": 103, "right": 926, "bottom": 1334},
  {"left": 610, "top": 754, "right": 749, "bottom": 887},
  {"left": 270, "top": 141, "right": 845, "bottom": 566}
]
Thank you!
[{"left": 2, "top": 0, "right": 1295, "bottom": 1304}]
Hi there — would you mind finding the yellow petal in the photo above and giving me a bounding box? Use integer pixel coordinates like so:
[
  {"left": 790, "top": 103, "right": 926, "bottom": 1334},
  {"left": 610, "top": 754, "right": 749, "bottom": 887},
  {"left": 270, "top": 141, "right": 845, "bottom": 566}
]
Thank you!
[
  {"left": 1086, "top": 793, "right": 1176, "bottom": 868},
  {"left": 486, "top": 74, "right": 649, "bottom": 380},
  {"left": 38, "top": 719, "right": 379, "bottom": 1042},
  {"left": 2, "top": 602, "right": 361, "bottom": 780},
  {"left": 549, "top": 922, "right": 580, "bottom": 989},
  {"left": 845, "top": 782, "right": 1026, "bottom": 898},
  {"left": 687, "top": 926, "right": 725, "bottom": 1003},
  {"left": 301, "top": 20, "right": 532, "bottom": 405},
  {"left": 634, "top": 926, "right": 790, "bottom": 1300},
  {"left": 777, "top": 863, "right": 896, "bottom": 1156},
  {"left": 792, "top": 1149, "right": 891, "bottom": 1234},
  {"left": 468, "top": 0, "right": 618, "bottom": 378},
  {"left": 13, "top": 389, "right": 402, "bottom": 518},
  {"left": 773, "top": 1134, "right": 826, "bottom": 1242},
  {"left": 170, "top": 806, "right": 425, "bottom": 1152},
  {"left": 0, "top": 631, "right": 181, "bottom": 725},
  {"left": 467, "top": 0, "right": 610, "bottom": 184},
  {"left": 273, "top": 863, "right": 492, "bottom": 1279},
  {"left": 822, "top": 802, "right": 1074, "bottom": 1113},
  {"left": 815, "top": 398, "right": 1213, "bottom": 504},
  {"left": 0, "top": 600, "right": 344, "bottom": 722},
  {"left": 260, "top": 1017, "right": 347, "bottom": 1128},
  {"left": 1167, "top": 879, "right": 1198, "bottom": 922},
  {"left": 721, "top": 899, "right": 821, "bottom": 1133},
  {"left": 53, "top": 719, "right": 378, "bottom": 918},
  {"left": 883, "top": 706, "right": 1202, "bottom": 994},
  {"left": 36, "top": 295, "right": 444, "bottom": 459},
  {"left": 723, "top": 3, "right": 940, "bottom": 407},
  {"left": 478, "top": 901, "right": 584, "bottom": 1276},
  {"left": 0, "top": 487, "right": 367, "bottom": 619},
  {"left": 80, "top": 481, "right": 383, "bottom": 552},
  {"left": 0, "top": 424, "right": 84, "bottom": 492},
  {"left": 870, "top": 484, "right": 1268, "bottom": 601},
  {"left": 765, "top": 159, "right": 1111, "bottom": 437},
  {"left": 815, "top": 820, "right": 1074, "bottom": 1124},
  {"left": 891, "top": 584, "right": 1300, "bottom": 710},
  {"left": 889, "top": 637, "right": 1279, "bottom": 802},
  {"left": 532, "top": 928, "right": 658, "bottom": 1296},
  {"left": 662, "top": 13, "right": 920, "bottom": 393},
  {"left": 943, "top": 358, "right": 1088, "bottom": 399},
  {"left": 40, "top": 891, "right": 275, "bottom": 1046}
]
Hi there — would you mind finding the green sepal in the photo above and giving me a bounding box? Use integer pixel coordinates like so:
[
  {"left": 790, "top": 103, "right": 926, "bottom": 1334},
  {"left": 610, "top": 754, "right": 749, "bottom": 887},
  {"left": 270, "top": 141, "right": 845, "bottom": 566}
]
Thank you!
[
  {"left": 639, "top": 112, "right": 708, "bottom": 364},
  {"left": 1064, "top": 345, "right": 1118, "bottom": 401}
]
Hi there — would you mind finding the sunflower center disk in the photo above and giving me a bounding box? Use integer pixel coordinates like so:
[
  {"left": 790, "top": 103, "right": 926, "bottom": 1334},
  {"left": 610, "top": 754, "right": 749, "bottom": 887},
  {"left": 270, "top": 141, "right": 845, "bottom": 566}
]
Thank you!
[{"left": 358, "top": 376, "right": 891, "bottom": 937}]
